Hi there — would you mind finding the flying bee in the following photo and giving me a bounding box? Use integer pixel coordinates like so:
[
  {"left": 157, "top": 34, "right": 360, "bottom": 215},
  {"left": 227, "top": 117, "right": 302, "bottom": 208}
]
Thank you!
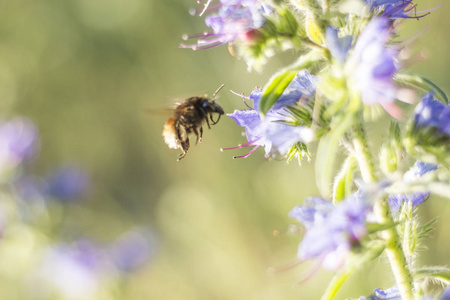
[{"left": 163, "top": 84, "right": 225, "bottom": 161}]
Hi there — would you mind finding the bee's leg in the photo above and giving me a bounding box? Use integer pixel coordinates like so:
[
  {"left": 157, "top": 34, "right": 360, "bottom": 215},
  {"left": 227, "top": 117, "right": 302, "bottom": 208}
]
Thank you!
[
  {"left": 177, "top": 139, "right": 190, "bottom": 161},
  {"left": 199, "top": 126, "right": 203, "bottom": 142},
  {"left": 211, "top": 113, "right": 221, "bottom": 125},
  {"left": 192, "top": 127, "right": 200, "bottom": 144},
  {"left": 205, "top": 115, "right": 211, "bottom": 129}
]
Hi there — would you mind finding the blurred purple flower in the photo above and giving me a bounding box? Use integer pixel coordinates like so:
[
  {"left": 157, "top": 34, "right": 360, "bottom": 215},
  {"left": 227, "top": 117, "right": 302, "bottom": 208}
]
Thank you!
[
  {"left": 348, "top": 18, "right": 399, "bottom": 115},
  {"left": 110, "top": 228, "right": 157, "bottom": 273},
  {"left": 326, "top": 27, "right": 352, "bottom": 64},
  {"left": 439, "top": 286, "right": 450, "bottom": 300},
  {"left": 388, "top": 161, "right": 437, "bottom": 214},
  {"left": 356, "top": 286, "right": 401, "bottom": 299},
  {"left": 181, "top": 0, "right": 271, "bottom": 50},
  {"left": 413, "top": 91, "right": 450, "bottom": 136},
  {"left": 0, "top": 117, "right": 39, "bottom": 176},
  {"left": 365, "top": 0, "right": 434, "bottom": 20},
  {"left": 223, "top": 70, "right": 316, "bottom": 158},
  {"left": 46, "top": 165, "right": 90, "bottom": 201},
  {"left": 34, "top": 240, "right": 104, "bottom": 299},
  {"left": 290, "top": 194, "right": 371, "bottom": 270}
]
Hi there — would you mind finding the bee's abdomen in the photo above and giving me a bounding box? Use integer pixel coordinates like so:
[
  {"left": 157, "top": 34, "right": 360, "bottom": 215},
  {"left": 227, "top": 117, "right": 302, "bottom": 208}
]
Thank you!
[{"left": 163, "top": 117, "right": 180, "bottom": 149}]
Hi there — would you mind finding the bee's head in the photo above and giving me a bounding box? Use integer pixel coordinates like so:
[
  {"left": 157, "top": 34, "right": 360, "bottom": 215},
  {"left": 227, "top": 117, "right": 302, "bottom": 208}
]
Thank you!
[{"left": 202, "top": 100, "right": 224, "bottom": 115}]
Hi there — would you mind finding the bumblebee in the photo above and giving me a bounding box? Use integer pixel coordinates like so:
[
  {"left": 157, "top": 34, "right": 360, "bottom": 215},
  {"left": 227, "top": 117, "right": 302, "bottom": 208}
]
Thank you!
[{"left": 163, "top": 85, "right": 225, "bottom": 161}]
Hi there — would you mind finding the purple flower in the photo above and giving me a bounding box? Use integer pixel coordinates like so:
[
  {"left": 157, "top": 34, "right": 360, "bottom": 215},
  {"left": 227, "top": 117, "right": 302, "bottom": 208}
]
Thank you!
[
  {"left": 181, "top": 0, "right": 271, "bottom": 50},
  {"left": 365, "top": 0, "right": 434, "bottom": 19},
  {"left": 46, "top": 165, "right": 90, "bottom": 201},
  {"left": 356, "top": 286, "right": 401, "bottom": 300},
  {"left": 439, "top": 286, "right": 450, "bottom": 300},
  {"left": 110, "top": 228, "right": 157, "bottom": 273},
  {"left": 348, "top": 18, "right": 399, "bottom": 112},
  {"left": 0, "top": 117, "right": 39, "bottom": 176},
  {"left": 290, "top": 195, "right": 370, "bottom": 270},
  {"left": 326, "top": 27, "right": 352, "bottom": 64},
  {"left": 222, "top": 70, "right": 316, "bottom": 158},
  {"left": 388, "top": 161, "right": 437, "bottom": 214},
  {"left": 413, "top": 91, "right": 450, "bottom": 136},
  {"left": 33, "top": 240, "right": 105, "bottom": 299}
]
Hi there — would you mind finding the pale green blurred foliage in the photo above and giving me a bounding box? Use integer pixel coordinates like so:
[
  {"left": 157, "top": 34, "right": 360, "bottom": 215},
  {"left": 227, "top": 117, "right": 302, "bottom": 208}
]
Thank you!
[{"left": 0, "top": 0, "right": 448, "bottom": 299}]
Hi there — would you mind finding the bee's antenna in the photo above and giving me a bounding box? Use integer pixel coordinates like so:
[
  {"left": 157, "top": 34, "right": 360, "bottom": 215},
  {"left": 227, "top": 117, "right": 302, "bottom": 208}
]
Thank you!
[{"left": 213, "top": 84, "right": 225, "bottom": 99}]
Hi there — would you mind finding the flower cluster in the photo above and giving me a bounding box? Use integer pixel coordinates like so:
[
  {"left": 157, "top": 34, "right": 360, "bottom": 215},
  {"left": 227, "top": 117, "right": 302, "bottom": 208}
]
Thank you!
[
  {"left": 289, "top": 195, "right": 371, "bottom": 270},
  {"left": 388, "top": 161, "right": 437, "bottom": 215},
  {"left": 223, "top": 70, "right": 317, "bottom": 158},
  {"left": 181, "top": 0, "right": 272, "bottom": 50},
  {"left": 180, "top": 0, "right": 450, "bottom": 298},
  {"left": 0, "top": 116, "right": 156, "bottom": 299}
]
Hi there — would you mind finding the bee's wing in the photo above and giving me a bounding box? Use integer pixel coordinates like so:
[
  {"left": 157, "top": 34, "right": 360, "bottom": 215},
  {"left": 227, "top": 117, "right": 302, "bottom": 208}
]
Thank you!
[{"left": 144, "top": 108, "right": 175, "bottom": 116}]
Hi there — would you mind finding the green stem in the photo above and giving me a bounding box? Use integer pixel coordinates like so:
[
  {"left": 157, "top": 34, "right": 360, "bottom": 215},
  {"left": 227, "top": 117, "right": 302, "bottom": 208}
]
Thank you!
[
  {"left": 352, "top": 123, "right": 377, "bottom": 182},
  {"left": 321, "top": 270, "right": 351, "bottom": 300},
  {"left": 352, "top": 119, "right": 414, "bottom": 300}
]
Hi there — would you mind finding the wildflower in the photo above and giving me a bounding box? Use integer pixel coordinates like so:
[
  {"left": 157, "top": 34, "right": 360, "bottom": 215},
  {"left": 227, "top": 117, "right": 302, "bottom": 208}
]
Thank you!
[
  {"left": 181, "top": 0, "right": 271, "bottom": 50},
  {"left": 325, "top": 18, "right": 402, "bottom": 118},
  {"left": 110, "top": 228, "right": 157, "bottom": 273},
  {"left": 348, "top": 18, "right": 399, "bottom": 112},
  {"left": 365, "top": 0, "right": 434, "bottom": 20},
  {"left": 46, "top": 165, "right": 90, "bottom": 201},
  {"left": 0, "top": 117, "right": 39, "bottom": 178},
  {"left": 290, "top": 194, "right": 370, "bottom": 270},
  {"left": 355, "top": 286, "right": 401, "bottom": 299},
  {"left": 413, "top": 91, "right": 450, "bottom": 136},
  {"left": 31, "top": 240, "right": 105, "bottom": 299},
  {"left": 388, "top": 161, "right": 437, "bottom": 214},
  {"left": 223, "top": 70, "right": 316, "bottom": 158}
]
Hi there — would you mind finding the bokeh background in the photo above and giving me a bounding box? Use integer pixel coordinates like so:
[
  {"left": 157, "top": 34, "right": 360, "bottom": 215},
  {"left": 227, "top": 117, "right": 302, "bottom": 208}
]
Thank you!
[{"left": 0, "top": 0, "right": 449, "bottom": 299}]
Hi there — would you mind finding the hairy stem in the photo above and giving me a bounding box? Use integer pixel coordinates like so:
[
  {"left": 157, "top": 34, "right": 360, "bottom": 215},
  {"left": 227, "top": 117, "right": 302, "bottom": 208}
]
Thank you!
[{"left": 352, "top": 119, "right": 414, "bottom": 300}]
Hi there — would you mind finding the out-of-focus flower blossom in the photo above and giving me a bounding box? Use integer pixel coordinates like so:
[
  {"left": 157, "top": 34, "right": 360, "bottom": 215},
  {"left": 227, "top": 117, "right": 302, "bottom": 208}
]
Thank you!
[
  {"left": 347, "top": 18, "right": 398, "bottom": 111},
  {"left": 413, "top": 91, "right": 450, "bottom": 136},
  {"left": 181, "top": 0, "right": 271, "bottom": 50},
  {"left": 46, "top": 165, "right": 90, "bottom": 201},
  {"left": 355, "top": 286, "right": 401, "bottom": 299},
  {"left": 0, "top": 117, "right": 39, "bottom": 178},
  {"left": 439, "top": 286, "right": 450, "bottom": 300},
  {"left": 290, "top": 194, "right": 371, "bottom": 270},
  {"left": 110, "top": 228, "right": 157, "bottom": 273},
  {"left": 223, "top": 70, "right": 316, "bottom": 158},
  {"left": 388, "top": 161, "right": 437, "bottom": 214},
  {"left": 31, "top": 240, "right": 105, "bottom": 300},
  {"left": 355, "top": 286, "right": 440, "bottom": 300},
  {"left": 326, "top": 28, "right": 352, "bottom": 64},
  {"left": 326, "top": 18, "right": 402, "bottom": 118}
]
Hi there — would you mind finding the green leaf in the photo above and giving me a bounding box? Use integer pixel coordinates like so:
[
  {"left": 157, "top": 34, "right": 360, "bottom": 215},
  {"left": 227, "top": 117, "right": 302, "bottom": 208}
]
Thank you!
[
  {"left": 259, "top": 70, "right": 297, "bottom": 115},
  {"left": 316, "top": 113, "right": 355, "bottom": 196},
  {"left": 366, "top": 221, "right": 397, "bottom": 234},
  {"left": 394, "top": 72, "right": 448, "bottom": 104},
  {"left": 415, "top": 266, "right": 450, "bottom": 284},
  {"left": 333, "top": 156, "right": 357, "bottom": 204},
  {"left": 259, "top": 51, "right": 326, "bottom": 115}
]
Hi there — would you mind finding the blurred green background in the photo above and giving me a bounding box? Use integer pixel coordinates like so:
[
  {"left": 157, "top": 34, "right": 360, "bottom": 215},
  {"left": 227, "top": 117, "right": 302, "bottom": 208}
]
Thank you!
[{"left": 0, "top": 0, "right": 449, "bottom": 299}]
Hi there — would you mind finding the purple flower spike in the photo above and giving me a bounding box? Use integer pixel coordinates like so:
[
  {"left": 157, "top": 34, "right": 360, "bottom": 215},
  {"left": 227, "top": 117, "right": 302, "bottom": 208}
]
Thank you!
[
  {"left": 223, "top": 70, "right": 316, "bottom": 158},
  {"left": 290, "top": 194, "right": 370, "bottom": 270}
]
